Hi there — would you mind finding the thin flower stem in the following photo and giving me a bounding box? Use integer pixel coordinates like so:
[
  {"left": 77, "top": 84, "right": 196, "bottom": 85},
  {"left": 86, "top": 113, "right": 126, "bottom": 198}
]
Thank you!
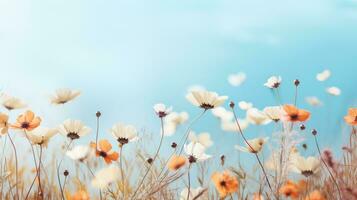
[
  {"left": 38, "top": 145, "right": 43, "bottom": 199},
  {"left": 7, "top": 134, "right": 19, "bottom": 200},
  {"left": 95, "top": 114, "right": 100, "bottom": 151},
  {"left": 57, "top": 140, "right": 73, "bottom": 200},
  {"left": 119, "top": 146, "right": 125, "bottom": 200},
  {"left": 131, "top": 117, "right": 165, "bottom": 200},
  {"left": 313, "top": 135, "right": 342, "bottom": 200},
  {"left": 186, "top": 164, "right": 192, "bottom": 200},
  {"left": 294, "top": 86, "right": 298, "bottom": 106}
]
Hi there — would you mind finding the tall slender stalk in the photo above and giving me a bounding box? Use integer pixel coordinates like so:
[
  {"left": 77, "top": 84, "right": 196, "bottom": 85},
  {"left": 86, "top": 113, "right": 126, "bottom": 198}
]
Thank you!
[
  {"left": 57, "top": 140, "right": 73, "bottom": 200},
  {"left": 7, "top": 134, "right": 19, "bottom": 200},
  {"left": 186, "top": 164, "right": 192, "bottom": 200},
  {"left": 119, "top": 146, "right": 125, "bottom": 200}
]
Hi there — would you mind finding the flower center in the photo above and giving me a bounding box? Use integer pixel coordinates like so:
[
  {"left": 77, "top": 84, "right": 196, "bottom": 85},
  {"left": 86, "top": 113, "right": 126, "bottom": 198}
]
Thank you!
[
  {"left": 200, "top": 103, "right": 214, "bottom": 110},
  {"left": 220, "top": 180, "right": 227, "bottom": 187},
  {"left": 158, "top": 111, "right": 167, "bottom": 118},
  {"left": 290, "top": 114, "right": 298, "bottom": 120},
  {"left": 273, "top": 82, "right": 280, "bottom": 88},
  {"left": 21, "top": 122, "right": 30, "bottom": 129},
  {"left": 301, "top": 170, "right": 314, "bottom": 177},
  {"left": 118, "top": 137, "right": 129, "bottom": 145},
  {"left": 99, "top": 151, "right": 107, "bottom": 157},
  {"left": 67, "top": 132, "right": 80, "bottom": 140}
]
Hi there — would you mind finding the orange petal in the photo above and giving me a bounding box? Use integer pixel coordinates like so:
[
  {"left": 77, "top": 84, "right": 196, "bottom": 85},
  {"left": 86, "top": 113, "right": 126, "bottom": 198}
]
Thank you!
[
  {"left": 99, "top": 140, "right": 112, "bottom": 152},
  {"left": 297, "top": 109, "right": 310, "bottom": 122},
  {"left": 108, "top": 152, "right": 119, "bottom": 161},
  {"left": 28, "top": 117, "right": 41, "bottom": 130},
  {"left": 283, "top": 104, "right": 298, "bottom": 116},
  {"left": 24, "top": 110, "right": 35, "bottom": 122},
  {"left": 348, "top": 108, "right": 357, "bottom": 116}
]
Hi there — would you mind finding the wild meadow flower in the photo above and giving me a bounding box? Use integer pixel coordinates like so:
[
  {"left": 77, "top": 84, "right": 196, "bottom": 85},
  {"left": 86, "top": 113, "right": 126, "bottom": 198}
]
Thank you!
[
  {"left": 188, "top": 131, "right": 213, "bottom": 148},
  {"left": 11, "top": 110, "right": 41, "bottom": 131},
  {"left": 263, "top": 106, "right": 283, "bottom": 122},
  {"left": 344, "top": 108, "right": 357, "bottom": 126},
  {"left": 238, "top": 101, "right": 253, "bottom": 110},
  {"left": 167, "top": 155, "right": 187, "bottom": 171},
  {"left": 58, "top": 119, "right": 91, "bottom": 140},
  {"left": 246, "top": 108, "right": 271, "bottom": 125},
  {"left": 153, "top": 103, "right": 172, "bottom": 118},
  {"left": 186, "top": 90, "right": 228, "bottom": 110},
  {"left": 291, "top": 155, "right": 320, "bottom": 177},
  {"left": 235, "top": 137, "right": 269, "bottom": 154},
  {"left": 0, "top": 113, "right": 9, "bottom": 134},
  {"left": 50, "top": 88, "right": 81, "bottom": 105},
  {"left": 91, "top": 165, "right": 120, "bottom": 189},
  {"left": 184, "top": 142, "right": 211, "bottom": 162},
  {"left": 1, "top": 95, "right": 26, "bottom": 110},
  {"left": 316, "top": 69, "right": 331, "bottom": 82},
  {"left": 304, "top": 190, "right": 326, "bottom": 200},
  {"left": 180, "top": 187, "right": 205, "bottom": 200},
  {"left": 279, "top": 180, "right": 306, "bottom": 199},
  {"left": 264, "top": 76, "right": 282, "bottom": 88},
  {"left": 211, "top": 171, "right": 239, "bottom": 198},
  {"left": 66, "top": 145, "right": 92, "bottom": 161},
  {"left": 221, "top": 118, "right": 249, "bottom": 132},
  {"left": 90, "top": 139, "right": 119, "bottom": 164},
  {"left": 161, "top": 111, "right": 189, "bottom": 136},
  {"left": 110, "top": 123, "right": 138, "bottom": 145},
  {"left": 212, "top": 107, "right": 234, "bottom": 121},
  {"left": 305, "top": 96, "right": 323, "bottom": 106},
  {"left": 228, "top": 72, "right": 246, "bottom": 86},
  {"left": 326, "top": 86, "right": 341, "bottom": 96},
  {"left": 27, "top": 127, "right": 57, "bottom": 147},
  {"left": 282, "top": 105, "right": 310, "bottom": 122}
]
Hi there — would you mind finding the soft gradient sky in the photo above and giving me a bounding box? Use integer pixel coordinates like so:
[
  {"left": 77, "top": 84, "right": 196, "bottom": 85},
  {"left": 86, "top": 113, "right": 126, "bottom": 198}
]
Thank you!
[{"left": 1, "top": 0, "right": 356, "bottom": 161}]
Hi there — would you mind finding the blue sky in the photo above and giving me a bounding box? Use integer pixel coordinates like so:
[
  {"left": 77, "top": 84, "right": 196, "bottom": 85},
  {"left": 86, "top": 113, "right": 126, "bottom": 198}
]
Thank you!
[{"left": 0, "top": 0, "right": 356, "bottom": 162}]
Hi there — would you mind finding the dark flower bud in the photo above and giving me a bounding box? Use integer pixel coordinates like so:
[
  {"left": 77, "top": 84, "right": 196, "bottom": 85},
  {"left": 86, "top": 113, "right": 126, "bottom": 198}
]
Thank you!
[
  {"left": 63, "top": 170, "right": 69, "bottom": 177},
  {"left": 147, "top": 158, "right": 153, "bottom": 164},
  {"left": 188, "top": 155, "right": 197, "bottom": 163},
  {"left": 229, "top": 101, "right": 235, "bottom": 109},
  {"left": 294, "top": 79, "right": 300, "bottom": 86},
  {"left": 171, "top": 142, "right": 177, "bottom": 148},
  {"left": 96, "top": 111, "right": 101, "bottom": 118},
  {"left": 220, "top": 155, "right": 225, "bottom": 166},
  {"left": 302, "top": 143, "right": 307, "bottom": 150},
  {"left": 300, "top": 124, "right": 306, "bottom": 130},
  {"left": 311, "top": 129, "right": 317, "bottom": 136}
]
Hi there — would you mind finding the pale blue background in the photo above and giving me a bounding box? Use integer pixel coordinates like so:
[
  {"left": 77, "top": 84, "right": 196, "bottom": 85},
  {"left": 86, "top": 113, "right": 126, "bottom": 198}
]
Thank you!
[{"left": 1, "top": 0, "right": 356, "bottom": 162}]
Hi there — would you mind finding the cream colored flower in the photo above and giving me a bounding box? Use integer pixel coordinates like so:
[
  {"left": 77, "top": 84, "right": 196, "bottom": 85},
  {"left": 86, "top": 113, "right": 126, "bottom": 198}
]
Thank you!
[
  {"left": 212, "top": 107, "right": 234, "bottom": 122},
  {"left": 66, "top": 145, "right": 93, "bottom": 161},
  {"left": 238, "top": 101, "right": 253, "bottom": 110},
  {"left": 291, "top": 155, "right": 320, "bottom": 177},
  {"left": 263, "top": 106, "right": 283, "bottom": 122},
  {"left": 1, "top": 95, "right": 26, "bottom": 110},
  {"left": 188, "top": 131, "right": 213, "bottom": 148},
  {"left": 50, "top": 88, "right": 80, "bottom": 104},
  {"left": 184, "top": 142, "right": 212, "bottom": 162},
  {"left": 221, "top": 119, "right": 249, "bottom": 132},
  {"left": 228, "top": 72, "right": 246, "bottom": 86},
  {"left": 27, "top": 127, "right": 57, "bottom": 147},
  {"left": 180, "top": 187, "right": 205, "bottom": 200},
  {"left": 161, "top": 112, "right": 189, "bottom": 136},
  {"left": 316, "top": 69, "right": 331, "bottom": 81},
  {"left": 247, "top": 108, "right": 271, "bottom": 125},
  {"left": 326, "top": 87, "right": 341, "bottom": 96},
  {"left": 153, "top": 103, "right": 172, "bottom": 118},
  {"left": 235, "top": 137, "right": 269, "bottom": 154},
  {"left": 264, "top": 76, "right": 282, "bottom": 88},
  {"left": 110, "top": 123, "right": 138, "bottom": 145},
  {"left": 91, "top": 165, "right": 120, "bottom": 189},
  {"left": 58, "top": 119, "right": 91, "bottom": 140},
  {"left": 0, "top": 113, "right": 9, "bottom": 134},
  {"left": 186, "top": 90, "right": 228, "bottom": 110},
  {"left": 305, "top": 96, "right": 323, "bottom": 106}
]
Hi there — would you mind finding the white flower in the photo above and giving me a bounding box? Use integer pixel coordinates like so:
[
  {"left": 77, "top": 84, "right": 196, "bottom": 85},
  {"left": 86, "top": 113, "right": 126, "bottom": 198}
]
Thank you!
[
  {"left": 264, "top": 76, "right": 282, "bottom": 88},
  {"left": 91, "top": 165, "right": 120, "bottom": 189},
  {"left": 211, "top": 107, "right": 233, "bottom": 122},
  {"left": 291, "top": 155, "right": 320, "bottom": 177},
  {"left": 58, "top": 119, "right": 91, "bottom": 140},
  {"left": 1, "top": 95, "right": 26, "bottom": 110},
  {"left": 162, "top": 112, "right": 189, "bottom": 136},
  {"left": 186, "top": 90, "right": 228, "bottom": 110},
  {"left": 184, "top": 142, "right": 212, "bottom": 162},
  {"left": 235, "top": 137, "right": 268, "bottom": 154},
  {"left": 305, "top": 96, "right": 323, "bottom": 106},
  {"left": 50, "top": 88, "right": 80, "bottom": 105},
  {"left": 188, "top": 131, "right": 213, "bottom": 148},
  {"left": 27, "top": 127, "right": 58, "bottom": 147},
  {"left": 316, "top": 69, "right": 331, "bottom": 81},
  {"left": 110, "top": 123, "right": 138, "bottom": 145},
  {"left": 238, "top": 101, "right": 253, "bottom": 110},
  {"left": 263, "top": 106, "right": 283, "bottom": 122},
  {"left": 180, "top": 187, "right": 205, "bottom": 200},
  {"left": 228, "top": 72, "right": 246, "bottom": 87},
  {"left": 66, "top": 145, "right": 93, "bottom": 161},
  {"left": 153, "top": 103, "right": 172, "bottom": 118},
  {"left": 326, "top": 86, "right": 341, "bottom": 96},
  {"left": 221, "top": 119, "right": 249, "bottom": 132},
  {"left": 246, "top": 108, "right": 271, "bottom": 125}
]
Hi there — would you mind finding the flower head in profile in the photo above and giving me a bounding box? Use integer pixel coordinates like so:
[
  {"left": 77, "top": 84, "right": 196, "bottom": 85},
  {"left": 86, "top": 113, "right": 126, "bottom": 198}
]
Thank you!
[
  {"left": 282, "top": 105, "right": 310, "bottom": 122},
  {"left": 279, "top": 180, "right": 306, "bottom": 199},
  {"left": 27, "top": 127, "right": 57, "bottom": 147},
  {"left": 91, "top": 165, "right": 120, "bottom": 189},
  {"left": 186, "top": 90, "right": 228, "bottom": 110},
  {"left": 110, "top": 123, "right": 138, "bottom": 145},
  {"left": 184, "top": 142, "right": 212, "bottom": 163},
  {"left": 1, "top": 95, "right": 26, "bottom": 110},
  {"left": 326, "top": 86, "right": 341, "bottom": 96},
  {"left": 0, "top": 113, "right": 9, "bottom": 134},
  {"left": 188, "top": 131, "right": 213, "bottom": 148},
  {"left": 238, "top": 101, "right": 253, "bottom": 110},
  {"left": 235, "top": 137, "right": 268, "bottom": 154},
  {"left": 50, "top": 88, "right": 80, "bottom": 105},
  {"left": 316, "top": 69, "right": 331, "bottom": 82},
  {"left": 11, "top": 110, "right": 41, "bottom": 131},
  {"left": 221, "top": 119, "right": 249, "bottom": 132},
  {"left": 344, "top": 108, "right": 357, "bottom": 126},
  {"left": 211, "top": 171, "right": 239, "bottom": 198},
  {"left": 264, "top": 76, "right": 282, "bottom": 88},
  {"left": 66, "top": 145, "right": 93, "bottom": 162},
  {"left": 67, "top": 190, "right": 90, "bottom": 200},
  {"left": 263, "top": 106, "right": 283, "bottom": 122},
  {"left": 291, "top": 155, "right": 320, "bottom": 177},
  {"left": 304, "top": 190, "right": 326, "bottom": 200},
  {"left": 212, "top": 107, "right": 234, "bottom": 122},
  {"left": 167, "top": 155, "right": 187, "bottom": 171},
  {"left": 58, "top": 119, "right": 91, "bottom": 140},
  {"left": 247, "top": 108, "right": 271, "bottom": 125},
  {"left": 180, "top": 187, "right": 206, "bottom": 200},
  {"left": 90, "top": 140, "right": 119, "bottom": 164},
  {"left": 228, "top": 72, "right": 246, "bottom": 87},
  {"left": 153, "top": 103, "right": 172, "bottom": 118},
  {"left": 162, "top": 111, "right": 189, "bottom": 136}
]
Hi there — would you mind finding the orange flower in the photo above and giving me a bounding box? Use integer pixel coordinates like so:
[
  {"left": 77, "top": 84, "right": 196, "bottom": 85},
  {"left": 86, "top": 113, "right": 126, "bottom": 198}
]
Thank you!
[
  {"left": 211, "top": 171, "right": 239, "bottom": 198},
  {"left": 283, "top": 105, "right": 310, "bottom": 122},
  {"left": 90, "top": 140, "right": 119, "bottom": 164},
  {"left": 0, "top": 113, "right": 9, "bottom": 134},
  {"left": 11, "top": 110, "right": 41, "bottom": 131},
  {"left": 68, "top": 190, "right": 90, "bottom": 200},
  {"left": 279, "top": 180, "right": 306, "bottom": 199},
  {"left": 344, "top": 108, "right": 357, "bottom": 126},
  {"left": 167, "top": 155, "right": 186, "bottom": 171},
  {"left": 304, "top": 190, "right": 326, "bottom": 200}
]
